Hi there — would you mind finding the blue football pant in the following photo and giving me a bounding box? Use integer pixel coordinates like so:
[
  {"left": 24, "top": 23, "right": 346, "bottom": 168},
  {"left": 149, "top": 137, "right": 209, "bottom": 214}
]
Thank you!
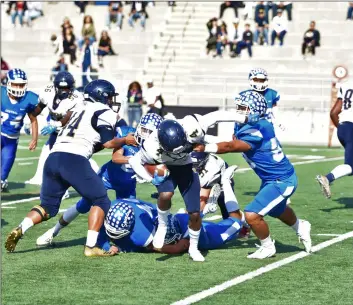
[
  {"left": 337, "top": 122, "right": 353, "bottom": 169},
  {"left": 1, "top": 135, "right": 19, "bottom": 181}
]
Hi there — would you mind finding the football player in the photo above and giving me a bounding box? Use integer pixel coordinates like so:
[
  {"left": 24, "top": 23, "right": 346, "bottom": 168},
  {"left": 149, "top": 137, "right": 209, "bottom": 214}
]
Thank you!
[
  {"left": 5, "top": 79, "right": 136, "bottom": 256},
  {"left": 316, "top": 79, "right": 353, "bottom": 198},
  {"left": 1, "top": 69, "right": 39, "bottom": 191},
  {"left": 194, "top": 91, "right": 312, "bottom": 259},
  {"left": 35, "top": 113, "right": 163, "bottom": 246},
  {"left": 128, "top": 110, "right": 259, "bottom": 261}
]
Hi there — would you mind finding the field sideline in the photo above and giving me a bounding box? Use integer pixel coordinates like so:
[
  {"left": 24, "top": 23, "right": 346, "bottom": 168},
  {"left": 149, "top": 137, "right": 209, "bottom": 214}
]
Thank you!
[{"left": 2, "top": 136, "right": 353, "bottom": 305}]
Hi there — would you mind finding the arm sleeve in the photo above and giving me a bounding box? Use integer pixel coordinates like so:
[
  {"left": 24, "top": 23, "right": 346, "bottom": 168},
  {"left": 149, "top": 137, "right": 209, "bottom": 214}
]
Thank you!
[
  {"left": 92, "top": 109, "right": 117, "bottom": 143},
  {"left": 198, "top": 111, "right": 246, "bottom": 133},
  {"left": 337, "top": 85, "right": 343, "bottom": 99},
  {"left": 237, "top": 128, "right": 263, "bottom": 150},
  {"left": 128, "top": 151, "right": 153, "bottom": 183},
  {"left": 27, "top": 93, "right": 39, "bottom": 113}
]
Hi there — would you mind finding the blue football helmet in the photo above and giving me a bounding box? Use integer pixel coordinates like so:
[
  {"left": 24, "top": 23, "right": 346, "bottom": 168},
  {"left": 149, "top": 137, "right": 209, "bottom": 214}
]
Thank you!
[
  {"left": 53, "top": 71, "right": 75, "bottom": 100},
  {"left": 135, "top": 113, "right": 164, "bottom": 145},
  {"left": 159, "top": 215, "right": 182, "bottom": 245},
  {"left": 234, "top": 91, "right": 268, "bottom": 122},
  {"left": 84, "top": 79, "right": 120, "bottom": 112},
  {"left": 117, "top": 126, "right": 136, "bottom": 138},
  {"left": 190, "top": 151, "right": 210, "bottom": 172},
  {"left": 249, "top": 68, "right": 269, "bottom": 92},
  {"left": 104, "top": 201, "right": 135, "bottom": 240},
  {"left": 6, "top": 68, "right": 28, "bottom": 98},
  {"left": 157, "top": 120, "right": 187, "bottom": 153}
]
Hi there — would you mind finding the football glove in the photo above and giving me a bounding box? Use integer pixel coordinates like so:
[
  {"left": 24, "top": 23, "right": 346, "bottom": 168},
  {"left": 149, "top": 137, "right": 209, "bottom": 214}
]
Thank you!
[
  {"left": 41, "top": 125, "right": 57, "bottom": 136},
  {"left": 151, "top": 170, "right": 168, "bottom": 186}
]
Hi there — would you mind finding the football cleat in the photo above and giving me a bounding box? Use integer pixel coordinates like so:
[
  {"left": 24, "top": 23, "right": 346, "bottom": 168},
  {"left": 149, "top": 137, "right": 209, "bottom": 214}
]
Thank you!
[
  {"left": 1, "top": 179, "right": 9, "bottom": 192},
  {"left": 316, "top": 175, "right": 331, "bottom": 199},
  {"left": 297, "top": 220, "right": 312, "bottom": 253},
  {"left": 247, "top": 239, "right": 276, "bottom": 259},
  {"left": 84, "top": 246, "right": 117, "bottom": 257},
  {"left": 36, "top": 228, "right": 55, "bottom": 246},
  {"left": 189, "top": 249, "right": 205, "bottom": 262},
  {"left": 5, "top": 227, "right": 23, "bottom": 252},
  {"left": 204, "top": 183, "right": 221, "bottom": 214},
  {"left": 221, "top": 165, "right": 238, "bottom": 185}
]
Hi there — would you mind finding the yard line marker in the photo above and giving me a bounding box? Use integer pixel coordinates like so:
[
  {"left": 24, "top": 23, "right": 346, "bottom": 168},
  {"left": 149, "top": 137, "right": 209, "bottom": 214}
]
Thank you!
[
  {"left": 1, "top": 196, "right": 40, "bottom": 206},
  {"left": 18, "top": 162, "right": 33, "bottom": 166},
  {"left": 204, "top": 215, "right": 222, "bottom": 221},
  {"left": 1, "top": 206, "right": 17, "bottom": 209},
  {"left": 171, "top": 230, "right": 353, "bottom": 305},
  {"left": 315, "top": 233, "right": 342, "bottom": 237}
]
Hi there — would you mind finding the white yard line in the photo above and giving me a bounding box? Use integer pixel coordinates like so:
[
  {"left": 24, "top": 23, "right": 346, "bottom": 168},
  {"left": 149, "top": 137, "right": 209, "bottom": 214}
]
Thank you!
[
  {"left": 1, "top": 206, "right": 17, "bottom": 209},
  {"left": 15, "top": 151, "right": 111, "bottom": 162},
  {"left": 204, "top": 215, "right": 222, "bottom": 221},
  {"left": 18, "top": 162, "right": 33, "bottom": 166},
  {"left": 1, "top": 196, "right": 41, "bottom": 206},
  {"left": 315, "top": 233, "right": 342, "bottom": 237},
  {"left": 171, "top": 231, "right": 353, "bottom": 305}
]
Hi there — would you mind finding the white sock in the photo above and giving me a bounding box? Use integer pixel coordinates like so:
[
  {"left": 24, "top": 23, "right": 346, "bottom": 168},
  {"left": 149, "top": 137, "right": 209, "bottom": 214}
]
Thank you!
[
  {"left": 223, "top": 176, "right": 240, "bottom": 213},
  {"left": 331, "top": 164, "right": 352, "bottom": 180},
  {"left": 31, "top": 144, "right": 50, "bottom": 182},
  {"left": 157, "top": 207, "right": 170, "bottom": 227},
  {"left": 260, "top": 235, "right": 273, "bottom": 247},
  {"left": 188, "top": 228, "right": 201, "bottom": 252},
  {"left": 291, "top": 219, "right": 300, "bottom": 233},
  {"left": 86, "top": 230, "right": 99, "bottom": 247},
  {"left": 20, "top": 217, "right": 34, "bottom": 234}
]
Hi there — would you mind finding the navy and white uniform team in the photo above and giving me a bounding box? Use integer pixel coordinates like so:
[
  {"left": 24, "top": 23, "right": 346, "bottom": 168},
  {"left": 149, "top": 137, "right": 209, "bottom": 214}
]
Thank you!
[{"left": 5, "top": 67, "right": 315, "bottom": 262}]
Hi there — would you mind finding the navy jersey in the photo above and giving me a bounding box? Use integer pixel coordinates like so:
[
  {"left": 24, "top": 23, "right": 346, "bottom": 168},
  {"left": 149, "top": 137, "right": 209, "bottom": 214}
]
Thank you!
[
  {"left": 1, "top": 86, "right": 38, "bottom": 138},
  {"left": 234, "top": 119, "right": 294, "bottom": 181}
]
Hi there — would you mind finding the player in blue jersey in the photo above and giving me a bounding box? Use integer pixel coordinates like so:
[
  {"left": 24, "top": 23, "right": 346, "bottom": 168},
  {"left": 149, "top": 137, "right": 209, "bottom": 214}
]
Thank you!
[
  {"left": 1, "top": 69, "right": 39, "bottom": 191},
  {"left": 194, "top": 90, "right": 312, "bottom": 259}
]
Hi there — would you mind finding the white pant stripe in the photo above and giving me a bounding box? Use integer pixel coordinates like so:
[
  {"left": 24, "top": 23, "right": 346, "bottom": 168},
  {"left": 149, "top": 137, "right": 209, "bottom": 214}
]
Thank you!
[
  {"left": 258, "top": 194, "right": 285, "bottom": 216},
  {"left": 220, "top": 222, "right": 241, "bottom": 241}
]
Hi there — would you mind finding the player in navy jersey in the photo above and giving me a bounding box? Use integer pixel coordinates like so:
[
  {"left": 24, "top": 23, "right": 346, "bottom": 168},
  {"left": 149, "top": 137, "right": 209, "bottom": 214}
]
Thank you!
[
  {"left": 194, "top": 90, "right": 312, "bottom": 259},
  {"left": 1, "top": 69, "right": 39, "bottom": 191}
]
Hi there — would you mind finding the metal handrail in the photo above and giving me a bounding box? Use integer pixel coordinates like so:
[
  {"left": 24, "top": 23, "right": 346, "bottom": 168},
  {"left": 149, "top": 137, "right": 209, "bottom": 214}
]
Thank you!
[{"left": 161, "top": 49, "right": 176, "bottom": 85}]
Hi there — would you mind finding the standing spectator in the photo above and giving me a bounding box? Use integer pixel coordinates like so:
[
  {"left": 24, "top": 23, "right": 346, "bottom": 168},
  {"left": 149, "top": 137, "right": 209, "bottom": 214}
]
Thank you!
[
  {"left": 128, "top": 1, "right": 148, "bottom": 29},
  {"left": 228, "top": 18, "right": 240, "bottom": 54},
  {"left": 144, "top": 80, "right": 164, "bottom": 116},
  {"left": 255, "top": 1, "right": 270, "bottom": 23},
  {"left": 272, "top": 2, "right": 292, "bottom": 21},
  {"left": 74, "top": 1, "right": 88, "bottom": 15},
  {"left": 302, "top": 21, "right": 320, "bottom": 59},
  {"left": 254, "top": 9, "right": 269, "bottom": 45},
  {"left": 1, "top": 58, "right": 10, "bottom": 85},
  {"left": 206, "top": 17, "right": 219, "bottom": 56},
  {"left": 63, "top": 28, "right": 77, "bottom": 64},
  {"left": 215, "top": 24, "right": 228, "bottom": 58},
  {"left": 127, "top": 81, "right": 143, "bottom": 127},
  {"left": 25, "top": 2, "right": 43, "bottom": 27},
  {"left": 11, "top": 1, "right": 27, "bottom": 28},
  {"left": 219, "top": 1, "right": 239, "bottom": 18},
  {"left": 61, "top": 17, "right": 74, "bottom": 36},
  {"left": 50, "top": 34, "right": 63, "bottom": 56},
  {"left": 79, "top": 36, "right": 98, "bottom": 87},
  {"left": 106, "top": 1, "right": 124, "bottom": 30},
  {"left": 79, "top": 15, "right": 96, "bottom": 50},
  {"left": 347, "top": 2, "right": 353, "bottom": 20},
  {"left": 51, "top": 56, "right": 69, "bottom": 80},
  {"left": 271, "top": 9, "right": 287, "bottom": 46},
  {"left": 97, "top": 31, "right": 116, "bottom": 67},
  {"left": 232, "top": 23, "right": 253, "bottom": 58}
]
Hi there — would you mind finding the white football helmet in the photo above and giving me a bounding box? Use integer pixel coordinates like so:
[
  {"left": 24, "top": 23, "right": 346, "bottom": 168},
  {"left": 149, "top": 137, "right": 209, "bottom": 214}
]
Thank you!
[
  {"left": 134, "top": 113, "right": 163, "bottom": 145},
  {"left": 249, "top": 68, "right": 269, "bottom": 92}
]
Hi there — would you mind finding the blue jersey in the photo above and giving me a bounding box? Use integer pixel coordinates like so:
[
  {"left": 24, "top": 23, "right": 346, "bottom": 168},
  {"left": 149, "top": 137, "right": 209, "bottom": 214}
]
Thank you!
[
  {"left": 240, "top": 88, "right": 280, "bottom": 122},
  {"left": 1, "top": 86, "right": 38, "bottom": 138},
  {"left": 234, "top": 119, "right": 294, "bottom": 181}
]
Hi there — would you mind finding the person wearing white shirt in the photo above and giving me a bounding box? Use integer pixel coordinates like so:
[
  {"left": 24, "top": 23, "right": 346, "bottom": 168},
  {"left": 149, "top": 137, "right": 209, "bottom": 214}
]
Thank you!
[
  {"left": 144, "top": 80, "right": 164, "bottom": 116},
  {"left": 273, "top": 2, "right": 292, "bottom": 21},
  {"left": 271, "top": 9, "right": 288, "bottom": 46},
  {"left": 25, "top": 2, "right": 43, "bottom": 27}
]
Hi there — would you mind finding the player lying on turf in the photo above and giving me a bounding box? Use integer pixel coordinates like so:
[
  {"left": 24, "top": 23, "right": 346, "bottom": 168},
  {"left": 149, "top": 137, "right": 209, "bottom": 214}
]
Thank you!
[
  {"left": 128, "top": 110, "right": 259, "bottom": 261},
  {"left": 1, "top": 69, "right": 39, "bottom": 191},
  {"left": 98, "top": 166, "right": 244, "bottom": 254},
  {"left": 36, "top": 113, "right": 164, "bottom": 246},
  {"left": 5, "top": 79, "right": 136, "bottom": 257},
  {"left": 316, "top": 79, "right": 353, "bottom": 199},
  {"left": 194, "top": 90, "right": 312, "bottom": 259}
]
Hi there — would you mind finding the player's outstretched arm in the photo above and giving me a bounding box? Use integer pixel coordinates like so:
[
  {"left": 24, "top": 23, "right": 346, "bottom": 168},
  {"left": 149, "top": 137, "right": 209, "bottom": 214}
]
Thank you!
[
  {"left": 194, "top": 140, "right": 251, "bottom": 154},
  {"left": 31, "top": 102, "right": 47, "bottom": 117},
  {"left": 330, "top": 98, "right": 342, "bottom": 128},
  {"left": 158, "top": 239, "right": 190, "bottom": 254},
  {"left": 103, "top": 133, "right": 136, "bottom": 149},
  {"left": 112, "top": 147, "right": 130, "bottom": 164},
  {"left": 27, "top": 113, "right": 38, "bottom": 151},
  {"left": 198, "top": 111, "right": 247, "bottom": 132}
]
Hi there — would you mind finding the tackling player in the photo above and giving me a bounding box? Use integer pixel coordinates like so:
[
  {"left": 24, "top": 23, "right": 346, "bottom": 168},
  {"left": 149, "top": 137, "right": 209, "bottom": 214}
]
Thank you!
[
  {"left": 316, "top": 79, "right": 353, "bottom": 198},
  {"left": 5, "top": 79, "right": 136, "bottom": 256},
  {"left": 1, "top": 69, "right": 39, "bottom": 191},
  {"left": 194, "top": 91, "right": 312, "bottom": 259}
]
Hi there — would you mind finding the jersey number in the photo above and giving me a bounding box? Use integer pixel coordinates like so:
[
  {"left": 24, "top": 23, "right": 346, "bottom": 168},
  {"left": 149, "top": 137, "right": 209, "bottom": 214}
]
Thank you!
[
  {"left": 270, "top": 138, "right": 284, "bottom": 162},
  {"left": 59, "top": 111, "right": 85, "bottom": 137},
  {"left": 343, "top": 89, "right": 353, "bottom": 110}
]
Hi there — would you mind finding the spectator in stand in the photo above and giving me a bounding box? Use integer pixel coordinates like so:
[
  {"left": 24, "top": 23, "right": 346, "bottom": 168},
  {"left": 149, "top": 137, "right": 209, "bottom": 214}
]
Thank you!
[
  {"left": 80, "top": 36, "right": 98, "bottom": 87},
  {"left": 215, "top": 24, "right": 228, "bottom": 58},
  {"left": 74, "top": 1, "right": 88, "bottom": 15},
  {"left": 302, "top": 21, "right": 320, "bottom": 59},
  {"left": 228, "top": 18, "right": 240, "bottom": 54},
  {"left": 206, "top": 17, "right": 219, "bottom": 56},
  {"left": 63, "top": 27, "right": 77, "bottom": 64},
  {"left": 97, "top": 30, "right": 116, "bottom": 67},
  {"left": 51, "top": 56, "right": 69, "bottom": 80},
  {"left": 255, "top": 1, "right": 270, "bottom": 23},
  {"left": 231, "top": 23, "right": 253, "bottom": 58},
  {"left": 1, "top": 57, "right": 10, "bottom": 85},
  {"left": 79, "top": 15, "right": 96, "bottom": 50},
  {"left": 272, "top": 2, "right": 292, "bottom": 21},
  {"left": 144, "top": 80, "right": 164, "bottom": 116},
  {"left": 127, "top": 81, "right": 143, "bottom": 127},
  {"left": 61, "top": 17, "right": 74, "bottom": 36},
  {"left": 25, "top": 2, "right": 43, "bottom": 27},
  {"left": 219, "top": 1, "right": 240, "bottom": 18},
  {"left": 128, "top": 1, "right": 148, "bottom": 29},
  {"left": 254, "top": 9, "right": 269, "bottom": 45},
  {"left": 347, "top": 2, "right": 353, "bottom": 19},
  {"left": 50, "top": 34, "right": 63, "bottom": 56},
  {"left": 168, "top": 1, "right": 176, "bottom": 7},
  {"left": 10, "top": 1, "right": 27, "bottom": 28},
  {"left": 271, "top": 9, "right": 287, "bottom": 46},
  {"left": 107, "top": 1, "right": 124, "bottom": 30}
]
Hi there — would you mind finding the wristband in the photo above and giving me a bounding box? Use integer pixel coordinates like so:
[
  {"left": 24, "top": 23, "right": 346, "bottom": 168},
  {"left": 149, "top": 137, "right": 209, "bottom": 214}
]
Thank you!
[{"left": 204, "top": 143, "right": 218, "bottom": 153}]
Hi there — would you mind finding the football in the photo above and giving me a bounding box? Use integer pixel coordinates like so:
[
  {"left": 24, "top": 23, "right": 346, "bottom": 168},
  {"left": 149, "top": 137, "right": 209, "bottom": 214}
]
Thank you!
[{"left": 144, "top": 164, "right": 169, "bottom": 177}]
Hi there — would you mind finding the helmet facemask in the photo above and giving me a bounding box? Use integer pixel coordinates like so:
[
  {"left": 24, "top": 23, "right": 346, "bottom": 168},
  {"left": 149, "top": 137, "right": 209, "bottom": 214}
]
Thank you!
[
  {"left": 104, "top": 221, "right": 130, "bottom": 240},
  {"left": 108, "top": 94, "right": 121, "bottom": 113},
  {"left": 7, "top": 80, "right": 27, "bottom": 98},
  {"left": 135, "top": 125, "right": 153, "bottom": 146},
  {"left": 249, "top": 76, "right": 268, "bottom": 92},
  {"left": 55, "top": 86, "right": 73, "bottom": 100}
]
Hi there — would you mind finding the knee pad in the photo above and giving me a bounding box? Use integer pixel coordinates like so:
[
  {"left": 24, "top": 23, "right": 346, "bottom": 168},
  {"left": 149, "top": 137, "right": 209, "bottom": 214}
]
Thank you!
[{"left": 31, "top": 205, "right": 50, "bottom": 221}]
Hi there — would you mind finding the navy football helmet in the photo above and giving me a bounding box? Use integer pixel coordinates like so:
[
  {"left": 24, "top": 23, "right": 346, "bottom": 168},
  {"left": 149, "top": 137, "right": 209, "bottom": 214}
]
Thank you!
[
  {"left": 84, "top": 79, "right": 120, "bottom": 112},
  {"left": 104, "top": 201, "right": 135, "bottom": 240},
  {"left": 53, "top": 71, "right": 75, "bottom": 100},
  {"left": 6, "top": 68, "right": 28, "bottom": 98},
  {"left": 190, "top": 151, "right": 210, "bottom": 172},
  {"left": 157, "top": 120, "right": 187, "bottom": 153}
]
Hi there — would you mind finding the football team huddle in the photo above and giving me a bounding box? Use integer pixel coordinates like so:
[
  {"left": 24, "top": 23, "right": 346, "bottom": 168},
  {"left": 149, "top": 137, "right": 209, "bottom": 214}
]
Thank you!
[{"left": 2, "top": 67, "right": 352, "bottom": 262}]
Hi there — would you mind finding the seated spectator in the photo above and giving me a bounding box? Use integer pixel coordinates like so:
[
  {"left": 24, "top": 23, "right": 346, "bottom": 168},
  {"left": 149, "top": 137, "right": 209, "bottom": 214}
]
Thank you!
[
  {"left": 272, "top": 2, "right": 292, "bottom": 21},
  {"left": 25, "top": 2, "right": 43, "bottom": 27},
  {"left": 347, "top": 2, "right": 353, "bottom": 20},
  {"left": 106, "top": 1, "right": 124, "bottom": 30},
  {"left": 219, "top": 1, "right": 240, "bottom": 18},
  {"left": 63, "top": 27, "right": 77, "bottom": 64},
  {"left": 128, "top": 1, "right": 148, "bottom": 29},
  {"left": 1, "top": 57, "right": 10, "bottom": 85},
  {"left": 206, "top": 17, "right": 219, "bottom": 55},
  {"left": 51, "top": 56, "right": 69, "bottom": 80},
  {"left": 144, "top": 79, "right": 164, "bottom": 116},
  {"left": 231, "top": 23, "right": 253, "bottom": 58},
  {"left": 79, "top": 36, "right": 98, "bottom": 87},
  {"left": 271, "top": 9, "right": 287, "bottom": 46},
  {"left": 61, "top": 17, "right": 74, "bottom": 35},
  {"left": 254, "top": 9, "right": 269, "bottom": 45},
  {"left": 255, "top": 1, "right": 270, "bottom": 23},
  {"left": 127, "top": 81, "right": 143, "bottom": 127},
  {"left": 215, "top": 24, "right": 228, "bottom": 58},
  {"left": 228, "top": 18, "right": 240, "bottom": 54},
  {"left": 97, "top": 31, "right": 116, "bottom": 67},
  {"left": 74, "top": 1, "right": 88, "bottom": 15},
  {"left": 11, "top": 1, "right": 27, "bottom": 28},
  {"left": 302, "top": 21, "right": 320, "bottom": 59},
  {"left": 79, "top": 15, "right": 96, "bottom": 50}
]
